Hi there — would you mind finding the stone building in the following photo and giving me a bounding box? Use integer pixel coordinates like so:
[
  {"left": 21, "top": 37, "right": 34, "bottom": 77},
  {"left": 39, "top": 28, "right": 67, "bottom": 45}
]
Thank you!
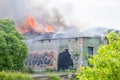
[{"left": 24, "top": 36, "right": 106, "bottom": 71}]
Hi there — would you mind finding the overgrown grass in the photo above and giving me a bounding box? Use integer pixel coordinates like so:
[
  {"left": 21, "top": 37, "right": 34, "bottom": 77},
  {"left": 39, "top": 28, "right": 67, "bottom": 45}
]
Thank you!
[
  {"left": 49, "top": 75, "right": 62, "bottom": 80},
  {"left": 0, "top": 71, "right": 32, "bottom": 80},
  {"left": 70, "top": 75, "right": 78, "bottom": 80}
]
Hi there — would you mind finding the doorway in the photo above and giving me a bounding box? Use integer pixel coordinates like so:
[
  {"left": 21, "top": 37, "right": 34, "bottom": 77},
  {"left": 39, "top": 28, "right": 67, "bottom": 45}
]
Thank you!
[{"left": 58, "top": 49, "right": 73, "bottom": 71}]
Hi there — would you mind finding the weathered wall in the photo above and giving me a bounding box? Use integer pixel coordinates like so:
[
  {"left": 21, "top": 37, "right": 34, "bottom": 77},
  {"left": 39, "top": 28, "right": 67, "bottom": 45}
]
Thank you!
[
  {"left": 24, "top": 37, "right": 105, "bottom": 71},
  {"left": 24, "top": 39, "right": 60, "bottom": 71},
  {"left": 83, "top": 37, "right": 101, "bottom": 55}
]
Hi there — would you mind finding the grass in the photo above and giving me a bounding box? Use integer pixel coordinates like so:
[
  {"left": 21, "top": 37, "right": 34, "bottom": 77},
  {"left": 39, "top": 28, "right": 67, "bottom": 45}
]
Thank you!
[
  {"left": 32, "top": 69, "right": 76, "bottom": 74},
  {"left": 31, "top": 71, "right": 77, "bottom": 80}
]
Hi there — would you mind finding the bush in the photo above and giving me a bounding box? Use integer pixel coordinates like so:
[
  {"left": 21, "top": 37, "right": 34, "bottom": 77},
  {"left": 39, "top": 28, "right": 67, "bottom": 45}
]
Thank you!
[
  {"left": 0, "top": 19, "right": 28, "bottom": 71},
  {"left": 77, "top": 32, "right": 120, "bottom": 80},
  {"left": 0, "top": 71, "right": 32, "bottom": 80}
]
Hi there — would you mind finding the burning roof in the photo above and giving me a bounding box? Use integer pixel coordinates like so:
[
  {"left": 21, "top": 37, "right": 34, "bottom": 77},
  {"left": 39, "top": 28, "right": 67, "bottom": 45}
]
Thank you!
[
  {"left": 0, "top": 0, "right": 67, "bottom": 39},
  {"left": 0, "top": 0, "right": 112, "bottom": 40},
  {"left": 18, "top": 15, "right": 54, "bottom": 34}
]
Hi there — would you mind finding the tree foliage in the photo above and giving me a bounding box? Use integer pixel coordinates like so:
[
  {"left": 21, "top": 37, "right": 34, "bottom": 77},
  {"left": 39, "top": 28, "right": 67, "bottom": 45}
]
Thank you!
[
  {"left": 0, "top": 19, "right": 28, "bottom": 71},
  {"left": 77, "top": 32, "right": 120, "bottom": 80}
]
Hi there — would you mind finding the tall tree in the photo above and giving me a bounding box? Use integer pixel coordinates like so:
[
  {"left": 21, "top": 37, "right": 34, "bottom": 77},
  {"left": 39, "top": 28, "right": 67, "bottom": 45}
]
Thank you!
[
  {"left": 0, "top": 19, "right": 28, "bottom": 71},
  {"left": 77, "top": 31, "right": 120, "bottom": 80}
]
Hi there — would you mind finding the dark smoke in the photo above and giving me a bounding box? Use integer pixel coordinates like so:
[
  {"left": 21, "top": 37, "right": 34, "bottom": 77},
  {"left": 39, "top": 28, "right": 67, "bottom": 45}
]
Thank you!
[
  {"left": 0, "top": 0, "right": 80, "bottom": 39},
  {"left": 0, "top": 0, "right": 66, "bottom": 27}
]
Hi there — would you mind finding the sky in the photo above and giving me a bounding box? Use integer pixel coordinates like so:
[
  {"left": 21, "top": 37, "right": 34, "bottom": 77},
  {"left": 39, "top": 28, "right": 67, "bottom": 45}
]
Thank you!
[
  {"left": 0, "top": 0, "right": 120, "bottom": 30},
  {"left": 34, "top": 0, "right": 120, "bottom": 30}
]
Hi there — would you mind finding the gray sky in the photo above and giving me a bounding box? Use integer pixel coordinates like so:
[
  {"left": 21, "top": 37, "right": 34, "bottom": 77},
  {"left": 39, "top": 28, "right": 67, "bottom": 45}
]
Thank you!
[{"left": 34, "top": 0, "right": 120, "bottom": 29}]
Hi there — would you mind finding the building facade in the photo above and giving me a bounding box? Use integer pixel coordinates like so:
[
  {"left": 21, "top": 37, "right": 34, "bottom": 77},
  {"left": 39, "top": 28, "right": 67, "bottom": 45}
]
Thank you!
[{"left": 24, "top": 36, "right": 105, "bottom": 71}]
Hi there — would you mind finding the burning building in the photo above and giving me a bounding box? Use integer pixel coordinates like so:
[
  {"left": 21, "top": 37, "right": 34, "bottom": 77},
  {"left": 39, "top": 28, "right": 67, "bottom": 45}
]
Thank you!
[
  {"left": 23, "top": 27, "right": 107, "bottom": 71},
  {"left": 19, "top": 15, "right": 56, "bottom": 39},
  {"left": 0, "top": 0, "right": 108, "bottom": 71},
  {"left": 19, "top": 13, "right": 108, "bottom": 71}
]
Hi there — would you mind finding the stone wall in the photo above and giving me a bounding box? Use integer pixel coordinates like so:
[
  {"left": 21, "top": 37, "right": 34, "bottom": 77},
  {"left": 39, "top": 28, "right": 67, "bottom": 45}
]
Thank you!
[{"left": 24, "top": 37, "right": 105, "bottom": 71}]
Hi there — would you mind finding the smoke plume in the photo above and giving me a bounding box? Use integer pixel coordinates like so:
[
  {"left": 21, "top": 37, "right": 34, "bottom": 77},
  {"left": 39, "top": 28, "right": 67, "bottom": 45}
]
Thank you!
[
  {"left": 0, "top": 0, "right": 65, "bottom": 27},
  {"left": 0, "top": 0, "right": 84, "bottom": 39}
]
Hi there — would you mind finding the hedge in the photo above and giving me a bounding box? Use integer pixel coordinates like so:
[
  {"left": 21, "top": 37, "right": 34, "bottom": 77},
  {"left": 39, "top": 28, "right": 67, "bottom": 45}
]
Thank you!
[{"left": 0, "top": 72, "right": 32, "bottom": 80}]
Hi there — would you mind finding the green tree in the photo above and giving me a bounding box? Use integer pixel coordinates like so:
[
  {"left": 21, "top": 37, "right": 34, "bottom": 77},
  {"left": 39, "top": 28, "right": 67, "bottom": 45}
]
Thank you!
[
  {"left": 0, "top": 19, "right": 28, "bottom": 71},
  {"left": 77, "top": 31, "right": 120, "bottom": 80}
]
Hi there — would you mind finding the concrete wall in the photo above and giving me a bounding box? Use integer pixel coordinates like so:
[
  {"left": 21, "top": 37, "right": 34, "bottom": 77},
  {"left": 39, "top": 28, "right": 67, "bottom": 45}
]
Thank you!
[{"left": 24, "top": 37, "right": 105, "bottom": 71}]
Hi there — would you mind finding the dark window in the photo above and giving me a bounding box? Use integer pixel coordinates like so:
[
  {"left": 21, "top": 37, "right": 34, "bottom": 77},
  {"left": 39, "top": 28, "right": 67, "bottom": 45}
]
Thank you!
[{"left": 88, "top": 47, "right": 93, "bottom": 57}]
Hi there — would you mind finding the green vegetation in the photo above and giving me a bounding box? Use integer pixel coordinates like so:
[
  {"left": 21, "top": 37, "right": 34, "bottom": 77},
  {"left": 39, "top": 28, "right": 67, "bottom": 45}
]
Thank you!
[
  {"left": 0, "top": 19, "right": 28, "bottom": 71},
  {"left": 46, "top": 68, "right": 54, "bottom": 72},
  {"left": 77, "top": 32, "right": 120, "bottom": 80},
  {"left": 26, "top": 66, "right": 35, "bottom": 74},
  {"left": 49, "top": 75, "right": 62, "bottom": 80},
  {"left": 0, "top": 71, "right": 32, "bottom": 80},
  {"left": 70, "top": 75, "right": 78, "bottom": 80}
]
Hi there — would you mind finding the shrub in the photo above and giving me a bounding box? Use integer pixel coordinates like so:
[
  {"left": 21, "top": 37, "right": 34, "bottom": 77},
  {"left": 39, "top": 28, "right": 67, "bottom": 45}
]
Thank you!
[
  {"left": 77, "top": 32, "right": 120, "bottom": 80},
  {"left": 0, "top": 19, "right": 28, "bottom": 71},
  {"left": 0, "top": 71, "right": 32, "bottom": 80}
]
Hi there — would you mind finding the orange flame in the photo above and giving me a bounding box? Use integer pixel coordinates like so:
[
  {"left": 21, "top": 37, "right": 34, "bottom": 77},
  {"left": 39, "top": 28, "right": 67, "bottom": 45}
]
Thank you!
[
  {"left": 26, "top": 15, "right": 41, "bottom": 32},
  {"left": 17, "top": 15, "right": 55, "bottom": 34},
  {"left": 45, "top": 25, "right": 54, "bottom": 33},
  {"left": 17, "top": 25, "right": 29, "bottom": 34},
  {"left": 27, "top": 16, "right": 36, "bottom": 28},
  {"left": 23, "top": 27, "right": 29, "bottom": 33}
]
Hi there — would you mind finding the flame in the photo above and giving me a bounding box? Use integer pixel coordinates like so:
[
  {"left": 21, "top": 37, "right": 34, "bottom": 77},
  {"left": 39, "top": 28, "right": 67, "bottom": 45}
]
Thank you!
[
  {"left": 45, "top": 25, "right": 54, "bottom": 33},
  {"left": 27, "top": 16, "right": 36, "bottom": 28},
  {"left": 17, "top": 15, "right": 55, "bottom": 34},
  {"left": 23, "top": 27, "right": 29, "bottom": 33},
  {"left": 26, "top": 15, "right": 41, "bottom": 32},
  {"left": 17, "top": 25, "right": 29, "bottom": 34}
]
